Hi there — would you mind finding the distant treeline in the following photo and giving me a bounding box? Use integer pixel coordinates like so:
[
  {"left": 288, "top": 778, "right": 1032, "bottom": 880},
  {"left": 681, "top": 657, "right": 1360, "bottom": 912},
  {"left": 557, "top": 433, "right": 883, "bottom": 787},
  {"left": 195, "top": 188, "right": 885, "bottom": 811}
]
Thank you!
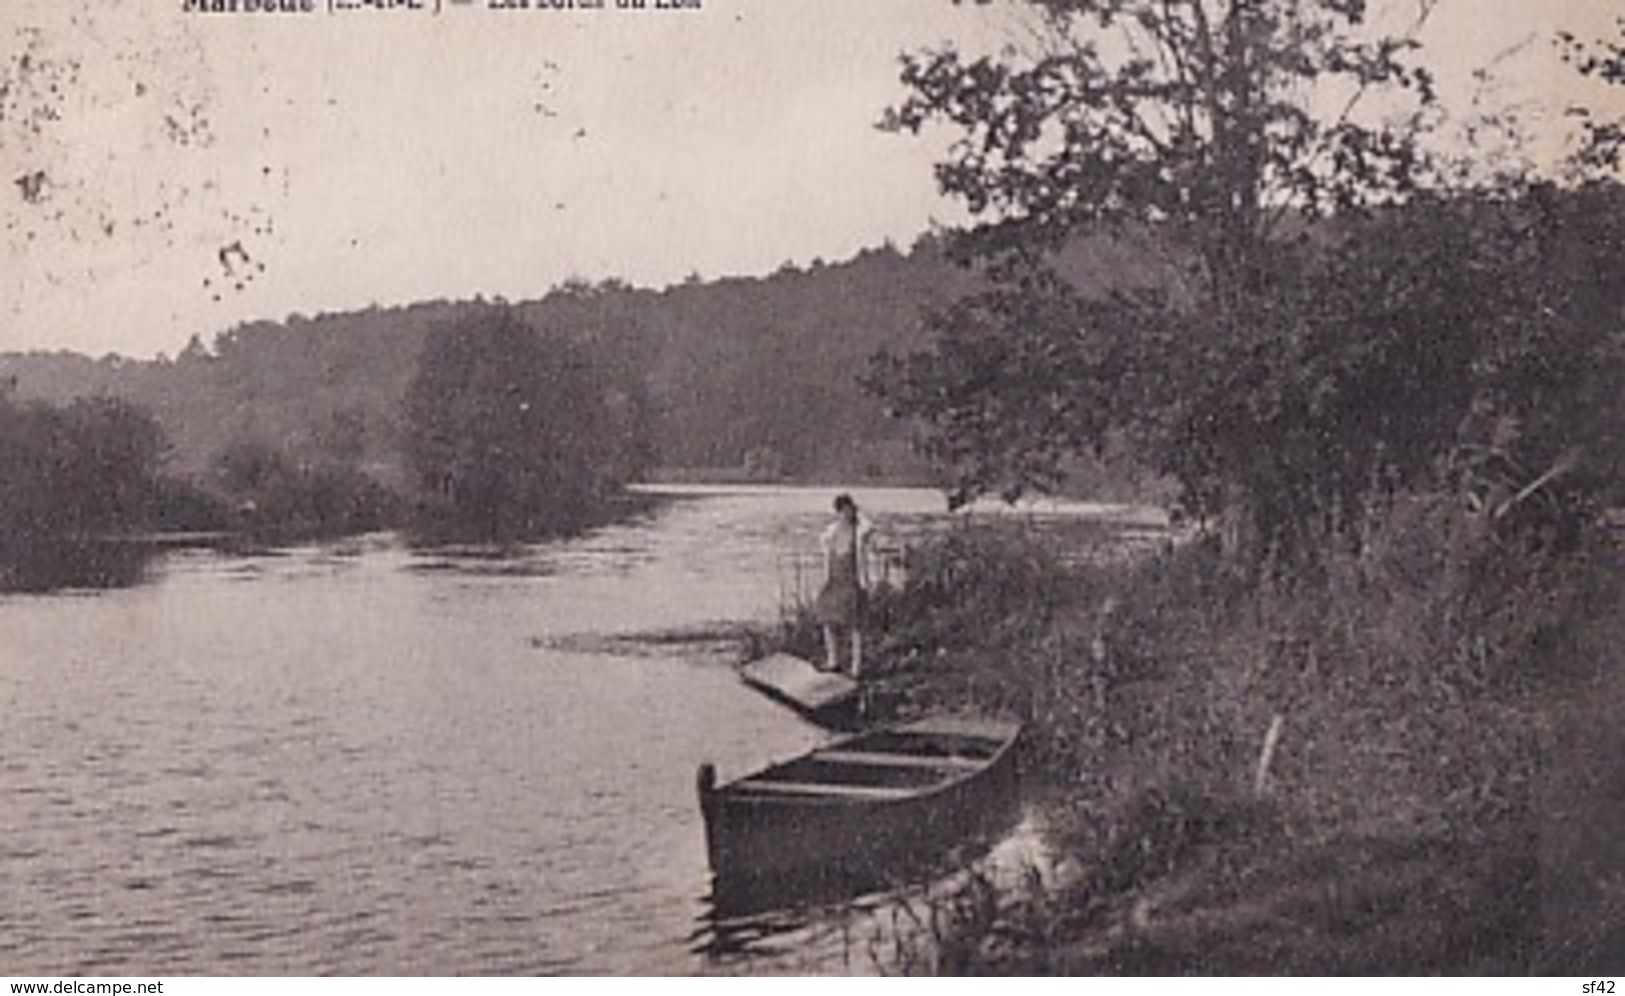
[
  {"left": 0, "top": 242, "right": 991, "bottom": 487},
  {"left": 0, "top": 305, "right": 658, "bottom": 548},
  {"left": 0, "top": 235, "right": 1179, "bottom": 551},
  {"left": 0, "top": 242, "right": 964, "bottom": 547}
]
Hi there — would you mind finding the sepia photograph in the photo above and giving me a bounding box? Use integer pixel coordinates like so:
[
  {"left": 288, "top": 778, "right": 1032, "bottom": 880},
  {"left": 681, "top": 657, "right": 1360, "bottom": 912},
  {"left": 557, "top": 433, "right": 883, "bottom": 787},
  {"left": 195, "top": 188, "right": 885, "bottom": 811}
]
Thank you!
[{"left": 2, "top": 0, "right": 1622, "bottom": 978}]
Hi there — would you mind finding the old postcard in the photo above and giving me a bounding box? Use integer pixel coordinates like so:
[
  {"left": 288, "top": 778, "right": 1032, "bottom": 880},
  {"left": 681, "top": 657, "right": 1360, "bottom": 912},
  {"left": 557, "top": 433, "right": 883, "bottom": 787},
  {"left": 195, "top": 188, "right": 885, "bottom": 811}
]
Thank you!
[{"left": 2, "top": 0, "right": 1621, "bottom": 979}]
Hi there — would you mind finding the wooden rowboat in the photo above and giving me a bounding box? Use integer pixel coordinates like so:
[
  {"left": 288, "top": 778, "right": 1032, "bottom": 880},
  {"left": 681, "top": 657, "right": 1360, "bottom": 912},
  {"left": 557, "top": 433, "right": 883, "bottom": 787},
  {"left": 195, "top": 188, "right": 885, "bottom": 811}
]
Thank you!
[{"left": 696, "top": 716, "right": 1022, "bottom": 911}]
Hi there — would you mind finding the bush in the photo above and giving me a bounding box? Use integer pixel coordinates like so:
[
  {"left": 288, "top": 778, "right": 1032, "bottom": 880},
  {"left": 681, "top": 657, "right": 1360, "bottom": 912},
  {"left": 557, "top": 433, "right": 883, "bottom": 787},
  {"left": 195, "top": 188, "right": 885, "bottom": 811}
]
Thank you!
[
  {"left": 214, "top": 439, "right": 402, "bottom": 541},
  {"left": 404, "top": 305, "right": 637, "bottom": 541}
]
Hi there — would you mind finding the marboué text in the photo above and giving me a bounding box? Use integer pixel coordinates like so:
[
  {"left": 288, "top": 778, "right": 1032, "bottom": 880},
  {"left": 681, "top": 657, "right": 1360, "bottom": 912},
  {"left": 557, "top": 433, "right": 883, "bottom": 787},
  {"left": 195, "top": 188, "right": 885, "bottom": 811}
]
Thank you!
[{"left": 183, "top": 0, "right": 317, "bottom": 12}]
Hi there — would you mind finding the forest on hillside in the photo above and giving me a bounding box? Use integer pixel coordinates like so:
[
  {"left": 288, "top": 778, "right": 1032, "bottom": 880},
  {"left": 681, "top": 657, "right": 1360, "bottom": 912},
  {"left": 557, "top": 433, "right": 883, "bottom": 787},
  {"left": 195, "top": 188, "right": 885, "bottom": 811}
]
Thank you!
[
  {"left": 0, "top": 241, "right": 992, "bottom": 491},
  {"left": 1, "top": 238, "right": 1040, "bottom": 567}
]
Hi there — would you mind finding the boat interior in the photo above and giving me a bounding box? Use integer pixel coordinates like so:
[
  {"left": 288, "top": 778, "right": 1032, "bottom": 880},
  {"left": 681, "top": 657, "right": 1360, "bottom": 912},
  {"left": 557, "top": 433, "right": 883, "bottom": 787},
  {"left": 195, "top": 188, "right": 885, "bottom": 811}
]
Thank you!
[{"left": 725, "top": 728, "right": 1006, "bottom": 798}]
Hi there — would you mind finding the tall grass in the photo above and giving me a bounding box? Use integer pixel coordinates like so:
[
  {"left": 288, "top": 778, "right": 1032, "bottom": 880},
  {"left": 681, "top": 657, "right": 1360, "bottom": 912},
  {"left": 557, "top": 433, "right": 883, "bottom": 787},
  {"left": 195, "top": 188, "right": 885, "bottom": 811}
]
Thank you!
[{"left": 758, "top": 499, "right": 1625, "bottom": 972}]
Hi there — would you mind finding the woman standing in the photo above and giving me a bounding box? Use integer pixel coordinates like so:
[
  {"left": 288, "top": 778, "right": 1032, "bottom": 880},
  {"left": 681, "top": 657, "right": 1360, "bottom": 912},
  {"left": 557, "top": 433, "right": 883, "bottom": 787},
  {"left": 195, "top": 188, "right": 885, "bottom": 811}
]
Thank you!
[{"left": 814, "top": 493, "right": 874, "bottom": 677}]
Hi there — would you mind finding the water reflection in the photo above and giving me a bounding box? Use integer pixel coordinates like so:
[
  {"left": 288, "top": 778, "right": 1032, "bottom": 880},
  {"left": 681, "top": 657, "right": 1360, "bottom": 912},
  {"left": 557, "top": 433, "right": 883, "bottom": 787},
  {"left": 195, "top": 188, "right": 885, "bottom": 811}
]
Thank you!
[{"left": 691, "top": 809, "right": 1055, "bottom": 973}]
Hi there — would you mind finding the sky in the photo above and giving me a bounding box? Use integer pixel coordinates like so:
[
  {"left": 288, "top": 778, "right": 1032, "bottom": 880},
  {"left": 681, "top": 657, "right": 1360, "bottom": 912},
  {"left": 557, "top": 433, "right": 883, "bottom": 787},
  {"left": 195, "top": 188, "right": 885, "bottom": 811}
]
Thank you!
[{"left": 1, "top": 0, "right": 1620, "bottom": 358}]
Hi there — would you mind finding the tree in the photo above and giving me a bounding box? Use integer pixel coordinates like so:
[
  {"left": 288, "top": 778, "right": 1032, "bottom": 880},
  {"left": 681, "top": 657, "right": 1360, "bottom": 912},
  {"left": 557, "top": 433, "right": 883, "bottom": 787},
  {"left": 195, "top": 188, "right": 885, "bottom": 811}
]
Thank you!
[
  {"left": 211, "top": 438, "right": 393, "bottom": 539},
  {"left": 0, "top": 394, "right": 168, "bottom": 540},
  {"left": 888, "top": 0, "right": 1439, "bottom": 285},
  {"left": 404, "top": 305, "right": 624, "bottom": 540},
  {"left": 878, "top": 0, "right": 1453, "bottom": 560}
]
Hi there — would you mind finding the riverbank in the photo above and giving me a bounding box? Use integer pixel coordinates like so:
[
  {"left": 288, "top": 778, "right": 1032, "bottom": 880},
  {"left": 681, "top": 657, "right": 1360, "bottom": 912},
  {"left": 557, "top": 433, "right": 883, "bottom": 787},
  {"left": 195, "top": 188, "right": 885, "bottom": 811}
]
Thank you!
[{"left": 759, "top": 505, "right": 1625, "bottom": 973}]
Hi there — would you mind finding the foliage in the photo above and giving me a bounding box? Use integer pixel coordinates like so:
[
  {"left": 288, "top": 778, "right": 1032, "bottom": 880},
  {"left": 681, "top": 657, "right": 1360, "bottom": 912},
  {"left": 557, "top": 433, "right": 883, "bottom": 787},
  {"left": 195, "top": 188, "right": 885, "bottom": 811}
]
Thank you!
[
  {"left": 887, "top": 0, "right": 1440, "bottom": 288},
  {"left": 0, "top": 243, "right": 976, "bottom": 488},
  {"left": 879, "top": 0, "right": 1624, "bottom": 565},
  {"left": 1431, "top": 184, "right": 1625, "bottom": 519},
  {"left": 838, "top": 507, "right": 1623, "bottom": 972},
  {"left": 637, "top": 244, "right": 960, "bottom": 479},
  {"left": 0, "top": 391, "right": 186, "bottom": 590},
  {"left": 0, "top": 392, "right": 168, "bottom": 540},
  {"left": 403, "top": 305, "right": 629, "bottom": 540},
  {"left": 871, "top": 271, "right": 1132, "bottom": 507},
  {"left": 212, "top": 438, "right": 399, "bottom": 541},
  {"left": 880, "top": 522, "right": 1079, "bottom": 658}
]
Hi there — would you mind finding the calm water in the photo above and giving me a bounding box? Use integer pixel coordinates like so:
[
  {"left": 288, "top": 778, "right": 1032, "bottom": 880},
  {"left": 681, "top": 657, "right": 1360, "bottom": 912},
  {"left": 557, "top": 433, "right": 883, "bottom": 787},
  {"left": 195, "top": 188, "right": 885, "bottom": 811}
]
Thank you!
[{"left": 0, "top": 486, "right": 1161, "bottom": 974}]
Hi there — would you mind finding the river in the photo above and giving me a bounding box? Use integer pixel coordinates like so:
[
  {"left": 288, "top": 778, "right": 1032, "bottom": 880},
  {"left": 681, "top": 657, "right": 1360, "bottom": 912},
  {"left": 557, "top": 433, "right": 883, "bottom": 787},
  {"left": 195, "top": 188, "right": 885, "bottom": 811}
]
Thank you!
[{"left": 0, "top": 485, "right": 1163, "bottom": 975}]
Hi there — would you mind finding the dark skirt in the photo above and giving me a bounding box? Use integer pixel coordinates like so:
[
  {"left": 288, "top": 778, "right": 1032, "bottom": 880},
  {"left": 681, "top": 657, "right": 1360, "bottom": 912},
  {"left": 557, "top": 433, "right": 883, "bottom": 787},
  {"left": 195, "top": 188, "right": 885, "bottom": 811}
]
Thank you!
[{"left": 813, "top": 579, "right": 865, "bottom": 627}]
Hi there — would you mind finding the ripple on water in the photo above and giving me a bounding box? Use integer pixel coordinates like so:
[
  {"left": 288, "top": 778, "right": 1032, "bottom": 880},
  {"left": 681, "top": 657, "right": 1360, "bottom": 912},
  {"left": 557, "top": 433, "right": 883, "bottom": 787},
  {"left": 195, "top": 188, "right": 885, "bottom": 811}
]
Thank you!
[
  {"left": 181, "top": 833, "right": 243, "bottom": 850},
  {"left": 0, "top": 488, "right": 1133, "bottom": 972}
]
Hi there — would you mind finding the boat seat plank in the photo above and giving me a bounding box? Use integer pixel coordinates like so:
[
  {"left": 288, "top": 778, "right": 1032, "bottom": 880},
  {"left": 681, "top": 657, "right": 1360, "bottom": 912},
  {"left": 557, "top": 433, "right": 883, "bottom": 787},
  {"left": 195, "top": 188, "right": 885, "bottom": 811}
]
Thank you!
[
  {"left": 812, "top": 749, "right": 984, "bottom": 771},
  {"left": 730, "top": 779, "right": 919, "bottom": 801}
]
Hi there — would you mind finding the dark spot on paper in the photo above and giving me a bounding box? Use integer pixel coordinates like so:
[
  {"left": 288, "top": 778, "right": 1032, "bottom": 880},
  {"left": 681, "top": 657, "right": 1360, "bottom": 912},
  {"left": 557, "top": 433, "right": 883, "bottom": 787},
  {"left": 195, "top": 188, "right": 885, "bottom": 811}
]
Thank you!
[{"left": 15, "top": 170, "right": 48, "bottom": 204}]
